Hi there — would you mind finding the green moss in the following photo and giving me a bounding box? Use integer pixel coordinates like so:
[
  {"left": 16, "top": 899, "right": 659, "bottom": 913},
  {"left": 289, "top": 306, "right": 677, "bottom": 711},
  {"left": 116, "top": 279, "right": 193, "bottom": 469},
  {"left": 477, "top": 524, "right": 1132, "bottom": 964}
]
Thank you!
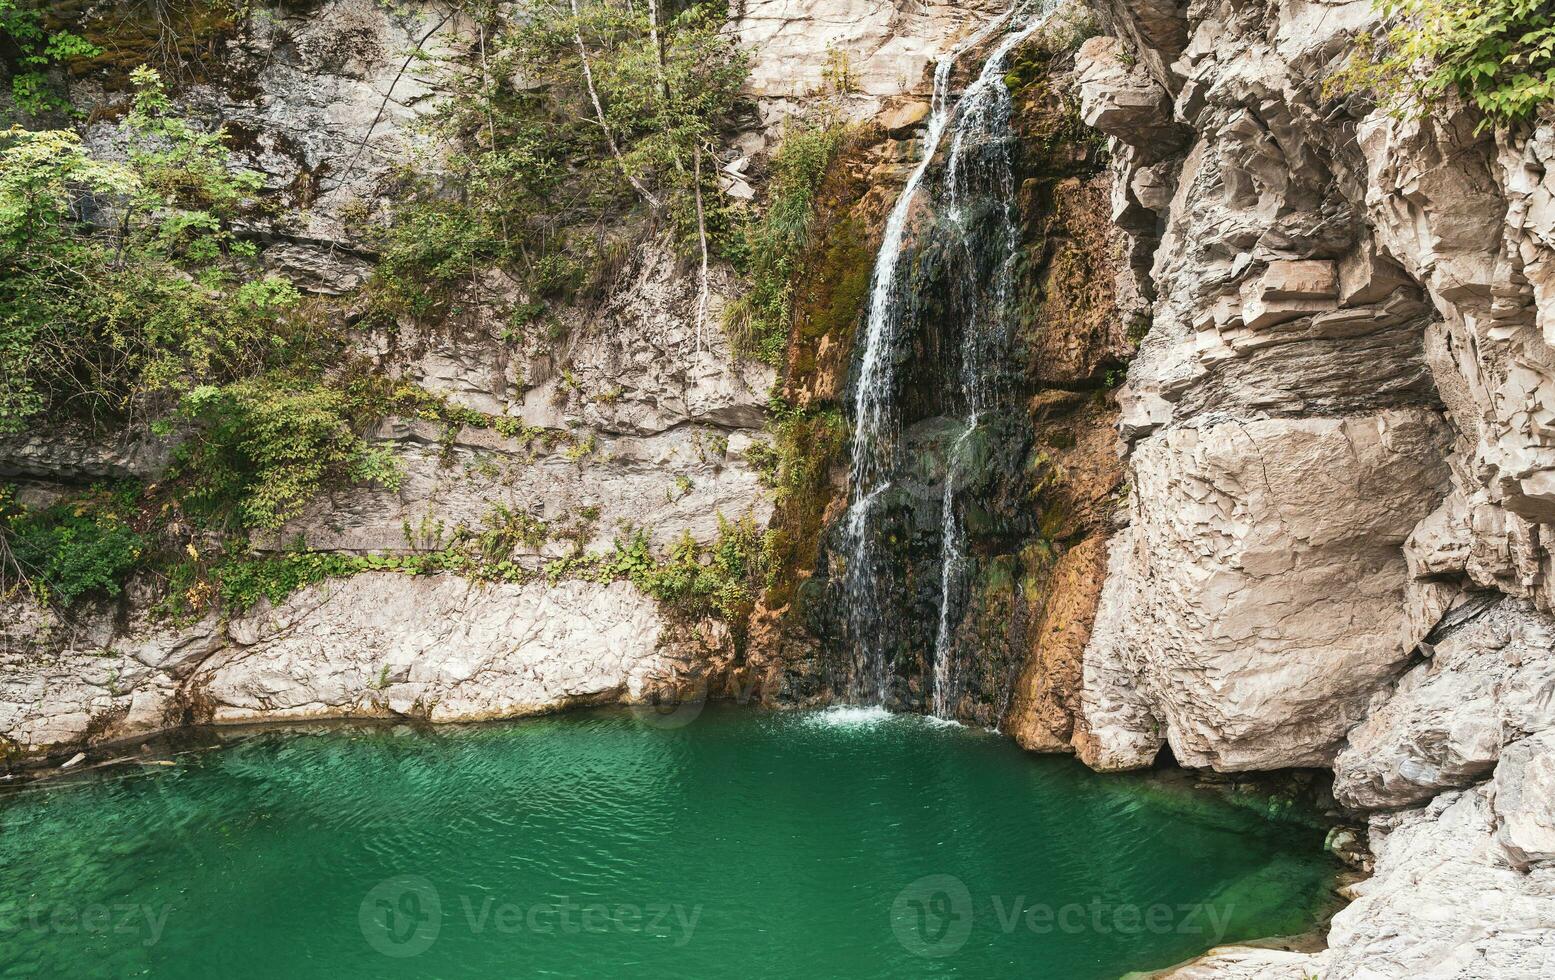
[
  {"left": 796, "top": 214, "right": 871, "bottom": 349},
  {"left": 1017, "top": 540, "right": 1057, "bottom": 604},
  {"left": 757, "top": 401, "right": 849, "bottom": 610},
  {"left": 724, "top": 122, "right": 854, "bottom": 365}
]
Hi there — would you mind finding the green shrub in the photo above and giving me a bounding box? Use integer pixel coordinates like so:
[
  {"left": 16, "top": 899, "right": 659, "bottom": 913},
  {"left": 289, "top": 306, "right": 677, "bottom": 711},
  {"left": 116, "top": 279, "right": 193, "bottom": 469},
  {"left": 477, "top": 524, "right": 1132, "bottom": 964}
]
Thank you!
[
  {"left": 0, "top": 68, "right": 304, "bottom": 432},
  {"left": 211, "top": 552, "right": 367, "bottom": 613},
  {"left": 366, "top": 203, "right": 504, "bottom": 321},
  {"left": 0, "top": 0, "right": 101, "bottom": 116},
  {"left": 1326, "top": 0, "right": 1555, "bottom": 126},
  {"left": 366, "top": 0, "right": 749, "bottom": 324},
  {"left": 610, "top": 515, "right": 765, "bottom": 622},
  {"left": 173, "top": 377, "right": 401, "bottom": 531},
  {"left": 6, "top": 491, "right": 146, "bottom": 605}
]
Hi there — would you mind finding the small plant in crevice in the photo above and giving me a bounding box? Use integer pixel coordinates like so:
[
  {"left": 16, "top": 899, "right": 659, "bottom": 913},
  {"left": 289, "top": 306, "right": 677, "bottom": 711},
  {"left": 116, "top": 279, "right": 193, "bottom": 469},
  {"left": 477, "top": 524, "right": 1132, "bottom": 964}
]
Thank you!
[{"left": 563, "top": 431, "right": 598, "bottom": 462}]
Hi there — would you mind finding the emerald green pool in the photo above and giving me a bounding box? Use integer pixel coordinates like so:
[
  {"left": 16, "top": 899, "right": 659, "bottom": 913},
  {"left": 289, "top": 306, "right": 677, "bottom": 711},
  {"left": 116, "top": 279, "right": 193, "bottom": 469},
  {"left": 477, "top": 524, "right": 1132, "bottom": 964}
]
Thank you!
[{"left": 0, "top": 706, "right": 1335, "bottom": 978}]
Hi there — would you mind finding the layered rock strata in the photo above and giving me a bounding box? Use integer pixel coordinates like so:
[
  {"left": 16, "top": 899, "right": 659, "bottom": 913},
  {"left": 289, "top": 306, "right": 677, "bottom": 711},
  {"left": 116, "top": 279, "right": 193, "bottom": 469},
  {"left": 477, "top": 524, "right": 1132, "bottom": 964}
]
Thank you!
[{"left": 1062, "top": 0, "right": 1555, "bottom": 975}]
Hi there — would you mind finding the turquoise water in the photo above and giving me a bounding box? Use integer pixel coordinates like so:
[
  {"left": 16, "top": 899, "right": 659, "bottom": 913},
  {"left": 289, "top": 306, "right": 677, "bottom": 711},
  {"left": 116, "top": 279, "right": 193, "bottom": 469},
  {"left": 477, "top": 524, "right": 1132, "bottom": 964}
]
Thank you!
[{"left": 0, "top": 706, "right": 1335, "bottom": 978}]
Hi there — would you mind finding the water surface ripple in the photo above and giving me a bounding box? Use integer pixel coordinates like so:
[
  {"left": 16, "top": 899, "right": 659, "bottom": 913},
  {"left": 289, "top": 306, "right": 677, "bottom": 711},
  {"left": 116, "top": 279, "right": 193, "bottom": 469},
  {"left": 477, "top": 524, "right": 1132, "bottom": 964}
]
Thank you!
[{"left": 0, "top": 708, "right": 1335, "bottom": 978}]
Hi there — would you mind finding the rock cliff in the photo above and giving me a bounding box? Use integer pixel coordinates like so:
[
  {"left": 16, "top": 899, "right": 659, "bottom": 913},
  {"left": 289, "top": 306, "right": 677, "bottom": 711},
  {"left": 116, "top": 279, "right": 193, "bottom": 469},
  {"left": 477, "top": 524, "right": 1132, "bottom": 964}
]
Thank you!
[
  {"left": 1064, "top": 0, "right": 1555, "bottom": 974},
  {"left": 0, "top": 0, "right": 989, "bottom": 753}
]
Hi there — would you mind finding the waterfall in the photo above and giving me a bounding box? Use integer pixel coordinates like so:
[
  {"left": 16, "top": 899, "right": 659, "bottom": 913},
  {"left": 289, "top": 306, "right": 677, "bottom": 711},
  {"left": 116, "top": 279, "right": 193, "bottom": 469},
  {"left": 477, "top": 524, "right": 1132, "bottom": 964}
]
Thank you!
[{"left": 841, "top": 1, "right": 1051, "bottom": 713}]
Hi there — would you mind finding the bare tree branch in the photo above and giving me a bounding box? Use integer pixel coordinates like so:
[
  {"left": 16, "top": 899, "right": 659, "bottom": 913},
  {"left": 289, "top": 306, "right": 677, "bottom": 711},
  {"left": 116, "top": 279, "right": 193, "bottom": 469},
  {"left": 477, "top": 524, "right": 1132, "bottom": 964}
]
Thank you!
[
  {"left": 692, "top": 142, "right": 710, "bottom": 352},
  {"left": 569, "top": 0, "right": 661, "bottom": 211},
  {"left": 338, "top": 8, "right": 455, "bottom": 188}
]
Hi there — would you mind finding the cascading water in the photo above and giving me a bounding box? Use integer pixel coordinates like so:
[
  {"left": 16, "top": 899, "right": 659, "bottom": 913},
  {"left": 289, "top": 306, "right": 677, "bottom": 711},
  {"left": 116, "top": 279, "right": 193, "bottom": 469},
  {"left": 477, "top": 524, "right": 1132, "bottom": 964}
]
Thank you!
[{"left": 842, "top": 1, "right": 1053, "bottom": 714}]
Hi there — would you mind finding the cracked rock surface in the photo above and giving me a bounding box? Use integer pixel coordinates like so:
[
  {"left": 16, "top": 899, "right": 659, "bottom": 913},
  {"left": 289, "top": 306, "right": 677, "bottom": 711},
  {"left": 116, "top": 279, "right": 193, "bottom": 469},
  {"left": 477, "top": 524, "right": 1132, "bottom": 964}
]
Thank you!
[{"left": 1075, "top": 0, "right": 1555, "bottom": 974}]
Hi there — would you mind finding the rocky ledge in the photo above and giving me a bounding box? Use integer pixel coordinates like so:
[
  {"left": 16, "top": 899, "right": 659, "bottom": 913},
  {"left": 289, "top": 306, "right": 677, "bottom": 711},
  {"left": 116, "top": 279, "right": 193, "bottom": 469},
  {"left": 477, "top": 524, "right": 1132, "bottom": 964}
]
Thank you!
[{"left": 1, "top": 573, "right": 728, "bottom": 752}]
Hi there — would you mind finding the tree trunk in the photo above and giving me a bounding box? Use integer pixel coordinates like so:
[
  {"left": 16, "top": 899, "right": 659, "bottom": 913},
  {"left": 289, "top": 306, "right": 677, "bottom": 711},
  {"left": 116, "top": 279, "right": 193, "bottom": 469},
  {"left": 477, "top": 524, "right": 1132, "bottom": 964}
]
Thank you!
[{"left": 645, "top": 0, "right": 672, "bottom": 104}]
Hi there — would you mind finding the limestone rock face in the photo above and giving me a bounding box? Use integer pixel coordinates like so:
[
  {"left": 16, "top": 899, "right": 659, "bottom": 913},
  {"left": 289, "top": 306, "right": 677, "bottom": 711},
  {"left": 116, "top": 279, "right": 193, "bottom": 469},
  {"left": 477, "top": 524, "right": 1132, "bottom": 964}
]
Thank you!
[
  {"left": 1094, "top": 411, "right": 1451, "bottom": 771},
  {"left": 194, "top": 574, "right": 723, "bottom": 724},
  {"left": 0, "top": 428, "right": 173, "bottom": 484},
  {"left": 0, "top": 575, "right": 728, "bottom": 754},
  {"left": 81, "top": 0, "right": 456, "bottom": 271},
  {"left": 0, "top": 596, "right": 218, "bottom": 754},
  {"left": 1071, "top": 536, "right": 1165, "bottom": 771},
  {"left": 265, "top": 416, "right": 770, "bottom": 557},
  {"left": 1319, "top": 787, "right": 1555, "bottom": 978},
  {"left": 1166, "top": 787, "right": 1555, "bottom": 979},
  {"left": 1071, "top": 0, "right": 1555, "bottom": 780},
  {"left": 1333, "top": 598, "right": 1555, "bottom": 810},
  {"left": 1496, "top": 730, "right": 1555, "bottom": 871},
  {"left": 735, "top": 0, "right": 1003, "bottom": 113},
  {"left": 1074, "top": 0, "right": 1555, "bottom": 972},
  {"left": 1074, "top": 35, "right": 1183, "bottom": 156}
]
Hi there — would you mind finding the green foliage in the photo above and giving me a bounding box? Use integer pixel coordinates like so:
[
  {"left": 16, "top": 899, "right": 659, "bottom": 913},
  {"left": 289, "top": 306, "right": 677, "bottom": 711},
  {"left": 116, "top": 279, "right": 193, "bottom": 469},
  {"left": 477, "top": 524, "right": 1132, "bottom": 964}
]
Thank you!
[
  {"left": 364, "top": 201, "right": 504, "bottom": 321},
  {"left": 1326, "top": 0, "right": 1555, "bottom": 126},
  {"left": 544, "top": 515, "right": 764, "bottom": 622},
  {"left": 0, "top": 68, "right": 301, "bottom": 432},
  {"left": 756, "top": 398, "right": 849, "bottom": 608},
  {"left": 623, "top": 516, "right": 764, "bottom": 622},
  {"left": 365, "top": 0, "right": 748, "bottom": 325},
  {"left": 172, "top": 378, "right": 401, "bottom": 531},
  {"left": 723, "top": 121, "right": 852, "bottom": 365},
  {"left": 764, "top": 398, "right": 848, "bottom": 499},
  {"left": 4, "top": 485, "right": 146, "bottom": 605},
  {"left": 179, "top": 508, "right": 762, "bottom": 625},
  {"left": 0, "top": 0, "right": 102, "bottom": 116},
  {"left": 0, "top": 68, "right": 396, "bottom": 532},
  {"left": 210, "top": 551, "right": 365, "bottom": 613}
]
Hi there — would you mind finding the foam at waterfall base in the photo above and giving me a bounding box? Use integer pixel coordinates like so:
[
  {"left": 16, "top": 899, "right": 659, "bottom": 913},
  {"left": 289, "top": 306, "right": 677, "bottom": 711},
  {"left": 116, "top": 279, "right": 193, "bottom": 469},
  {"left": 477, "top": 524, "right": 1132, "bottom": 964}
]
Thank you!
[
  {"left": 799, "top": 705, "right": 970, "bottom": 731},
  {"left": 801, "top": 705, "right": 897, "bottom": 728}
]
